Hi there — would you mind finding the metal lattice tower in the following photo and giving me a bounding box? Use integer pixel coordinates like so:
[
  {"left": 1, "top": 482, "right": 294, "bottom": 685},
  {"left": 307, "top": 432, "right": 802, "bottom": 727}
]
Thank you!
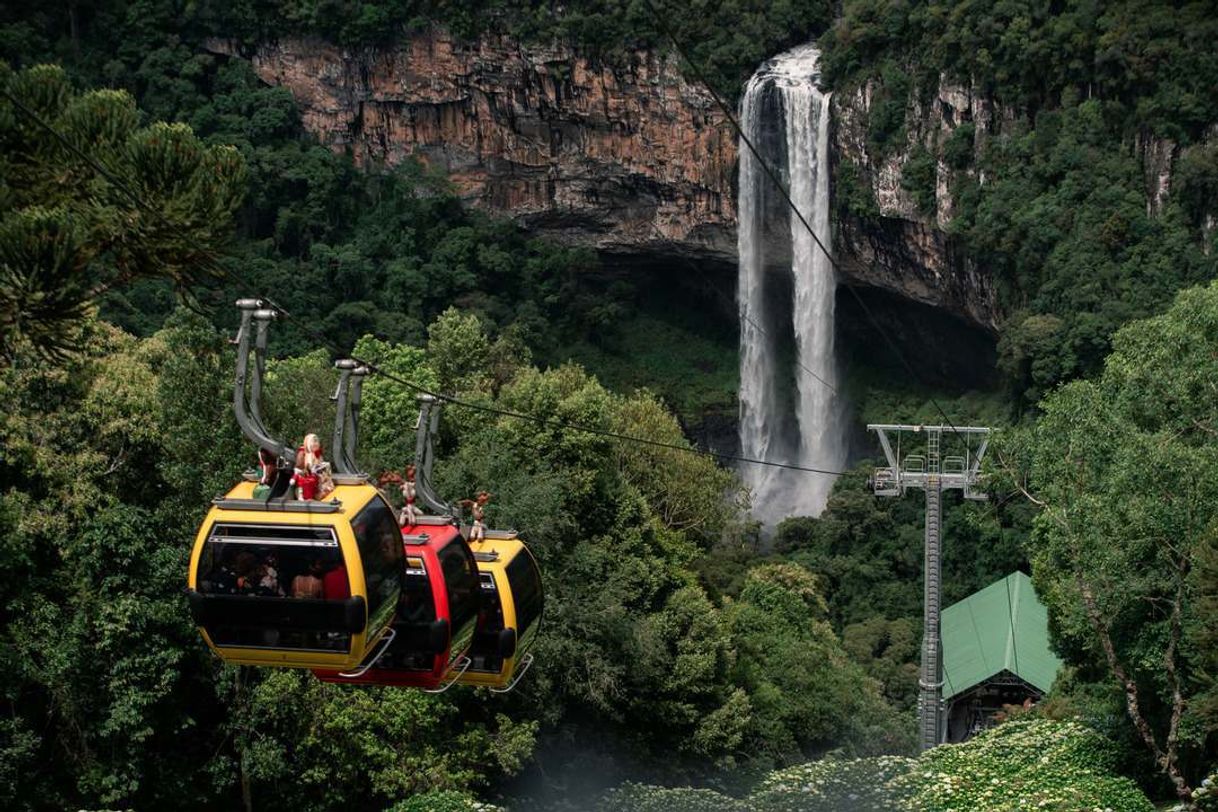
[{"left": 867, "top": 424, "right": 990, "bottom": 751}]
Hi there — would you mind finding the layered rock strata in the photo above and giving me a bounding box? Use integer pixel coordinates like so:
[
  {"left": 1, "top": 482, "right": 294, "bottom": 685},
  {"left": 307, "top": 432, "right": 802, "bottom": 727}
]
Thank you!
[
  {"left": 206, "top": 32, "right": 737, "bottom": 264},
  {"left": 831, "top": 76, "right": 1003, "bottom": 330}
]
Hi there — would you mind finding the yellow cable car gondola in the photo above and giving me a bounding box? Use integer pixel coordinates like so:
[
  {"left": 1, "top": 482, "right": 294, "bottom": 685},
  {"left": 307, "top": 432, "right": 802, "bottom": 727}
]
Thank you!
[
  {"left": 460, "top": 533, "right": 543, "bottom": 691},
  {"left": 186, "top": 300, "right": 402, "bottom": 672},
  {"left": 187, "top": 480, "right": 402, "bottom": 670}
]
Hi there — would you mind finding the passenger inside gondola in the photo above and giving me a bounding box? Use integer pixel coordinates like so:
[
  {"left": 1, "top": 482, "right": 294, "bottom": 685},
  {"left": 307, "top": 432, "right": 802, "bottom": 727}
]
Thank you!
[
  {"left": 292, "top": 560, "right": 325, "bottom": 598},
  {"left": 256, "top": 552, "right": 283, "bottom": 596},
  {"left": 323, "top": 562, "right": 350, "bottom": 600},
  {"left": 195, "top": 526, "right": 351, "bottom": 651}
]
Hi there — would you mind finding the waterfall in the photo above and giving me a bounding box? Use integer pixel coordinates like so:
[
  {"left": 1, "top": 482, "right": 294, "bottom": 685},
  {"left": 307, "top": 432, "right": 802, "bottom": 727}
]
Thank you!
[{"left": 737, "top": 44, "right": 845, "bottom": 526}]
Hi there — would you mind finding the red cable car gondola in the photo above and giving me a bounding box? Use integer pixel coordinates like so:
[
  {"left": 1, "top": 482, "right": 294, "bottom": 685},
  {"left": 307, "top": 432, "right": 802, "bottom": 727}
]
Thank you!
[{"left": 312, "top": 517, "right": 483, "bottom": 691}]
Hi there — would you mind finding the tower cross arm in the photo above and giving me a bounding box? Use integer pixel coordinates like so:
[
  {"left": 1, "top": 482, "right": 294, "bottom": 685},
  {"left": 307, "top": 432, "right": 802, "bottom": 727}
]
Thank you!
[{"left": 866, "top": 424, "right": 992, "bottom": 435}]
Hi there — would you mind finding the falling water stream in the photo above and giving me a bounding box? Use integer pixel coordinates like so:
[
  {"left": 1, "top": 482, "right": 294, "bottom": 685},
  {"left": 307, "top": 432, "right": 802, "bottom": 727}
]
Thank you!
[{"left": 738, "top": 44, "right": 845, "bottom": 525}]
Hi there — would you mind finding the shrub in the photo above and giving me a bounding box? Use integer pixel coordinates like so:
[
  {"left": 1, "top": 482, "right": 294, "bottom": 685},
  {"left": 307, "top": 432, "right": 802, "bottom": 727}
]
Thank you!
[
  {"left": 384, "top": 790, "right": 505, "bottom": 812},
  {"left": 890, "top": 719, "right": 1153, "bottom": 812},
  {"left": 750, "top": 756, "right": 915, "bottom": 811}
]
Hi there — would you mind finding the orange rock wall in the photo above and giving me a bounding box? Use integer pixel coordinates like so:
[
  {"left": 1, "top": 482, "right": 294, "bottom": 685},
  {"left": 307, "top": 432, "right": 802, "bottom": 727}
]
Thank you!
[{"left": 211, "top": 31, "right": 738, "bottom": 261}]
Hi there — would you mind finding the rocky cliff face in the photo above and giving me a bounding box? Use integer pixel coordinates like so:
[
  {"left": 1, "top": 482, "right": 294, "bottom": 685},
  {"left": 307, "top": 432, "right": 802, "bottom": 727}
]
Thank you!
[
  {"left": 206, "top": 31, "right": 738, "bottom": 264},
  {"left": 208, "top": 30, "right": 1003, "bottom": 330},
  {"left": 831, "top": 76, "right": 1006, "bottom": 331}
]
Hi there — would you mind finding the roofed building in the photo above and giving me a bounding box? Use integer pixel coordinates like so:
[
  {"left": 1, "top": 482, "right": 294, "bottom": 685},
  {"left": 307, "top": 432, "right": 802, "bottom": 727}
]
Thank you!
[{"left": 941, "top": 570, "right": 1063, "bottom": 742}]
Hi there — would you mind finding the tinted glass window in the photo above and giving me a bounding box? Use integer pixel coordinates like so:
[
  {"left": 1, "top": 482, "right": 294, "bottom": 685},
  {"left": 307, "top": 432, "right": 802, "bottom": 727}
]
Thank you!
[
  {"left": 398, "top": 557, "right": 436, "bottom": 624},
  {"left": 469, "top": 572, "right": 506, "bottom": 674},
  {"left": 381, "top": 559, "right": 438, "bottom": 671},
  {"left": 438, "top": 540, "right": 479, "bottom": 638},
  {"left": 507, "top": 550, "right": 543, "bottom": 637},
  {"left": 194, "top": 523, "right": 351, "bottom": 651},
  {"left": 352, "top": 497, "right": 404, "bottom": 635}
]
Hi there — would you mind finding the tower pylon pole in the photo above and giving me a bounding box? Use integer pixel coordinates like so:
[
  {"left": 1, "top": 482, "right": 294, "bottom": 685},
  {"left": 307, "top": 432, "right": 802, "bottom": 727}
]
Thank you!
[
  {"left": 920, "top": 474, "right": 943, "bottom": 751},
  {"left": 866, "top": 423, "right": 990, "bottom": 751}
]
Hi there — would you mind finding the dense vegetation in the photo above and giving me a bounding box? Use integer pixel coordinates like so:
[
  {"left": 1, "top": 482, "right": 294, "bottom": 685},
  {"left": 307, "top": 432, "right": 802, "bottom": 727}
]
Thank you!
[
  {"left": 1, "top": 0, "right": 832, "bottom": 100},
  {"left": 999, "top": 281, "right": 1218, "bottom": 799},
  {"left": 813, "top": 7, "right": 1218, "bottom": 790},
  {"left": 820, "top": 0, "right": 1218, "bottom": 407},
  {"left": 0, "top": 296, "right": 908, "bottom": 809},
  {"left": 0, "top": 58, "right": 914, "bottom": 807},
  {"left": 2, "top": 0, "right": 1217, "bottom": 809},
  {"left": 0, "top": 0, "right": 749, "bottom": 433}
]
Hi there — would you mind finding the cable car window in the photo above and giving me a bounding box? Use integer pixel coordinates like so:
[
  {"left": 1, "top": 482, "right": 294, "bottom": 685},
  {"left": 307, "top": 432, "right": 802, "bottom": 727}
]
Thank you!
[
  {"left": 438, "top": 540, "right": 479, "bottom": 637},
  {"left": 352, "top": 497, "right": 404, "bottom": 636},
  {"left": 507, "top": 550, "right": 543, "bottom": 636},
  {"left": 194, "top": 523, "right": 352, "bottom": 651},
  {"left": 399, "top": 558, "right": 436, "bottom": 624},
  {"left": 469, "top": 573, "right": 506, "bottom": 673},
  {"left": 382, "top": 558, "right": 438, "bottom": 671}
]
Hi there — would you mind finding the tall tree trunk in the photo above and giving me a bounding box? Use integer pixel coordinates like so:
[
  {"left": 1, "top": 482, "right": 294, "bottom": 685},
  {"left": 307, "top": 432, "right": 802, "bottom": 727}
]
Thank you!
[
  {"left": 1077, "top": 576, "right": 1193, "bottom": 799},
  {"left": 1161, "top": 556, "right": 1192, "bottom": 801}
]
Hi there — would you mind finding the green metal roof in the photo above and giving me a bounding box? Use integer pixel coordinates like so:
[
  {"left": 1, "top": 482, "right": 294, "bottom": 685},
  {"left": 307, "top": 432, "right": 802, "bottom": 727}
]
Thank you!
[{"left": 941, "top": 571, "right": 1062, "bottom": 699}]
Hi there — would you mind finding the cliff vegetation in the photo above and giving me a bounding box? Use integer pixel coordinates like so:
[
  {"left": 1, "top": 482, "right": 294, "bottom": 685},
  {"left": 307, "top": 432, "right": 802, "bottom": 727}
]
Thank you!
[{"left": 820, "top": 0, "right": 1218, "bottom": 407}]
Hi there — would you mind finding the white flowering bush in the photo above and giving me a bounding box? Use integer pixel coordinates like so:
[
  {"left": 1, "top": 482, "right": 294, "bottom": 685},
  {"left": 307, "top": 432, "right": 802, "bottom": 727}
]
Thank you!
[
  {"left": 597, "top": 783, "right": 746, "bottom": 811},
  {"left": 596, "top": 720, "right": 1154, "bottom": 812},
  {"left": 1179, "top": 770, "right": 1217, "bottom": 812},
  {"left": 749, "top": 755, "right": 915, "bottom": 811},
  {"left": 384, "top": 791, "right": 505, "bottom": 812},
  {"left": 889, "top": 719, "right": 1153, "bottom": 812}
]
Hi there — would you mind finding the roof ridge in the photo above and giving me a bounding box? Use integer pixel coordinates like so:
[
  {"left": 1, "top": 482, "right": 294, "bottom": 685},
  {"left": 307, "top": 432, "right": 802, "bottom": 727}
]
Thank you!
[{"left": 941, "top": 570, "right": 1061, "bottom": 699}]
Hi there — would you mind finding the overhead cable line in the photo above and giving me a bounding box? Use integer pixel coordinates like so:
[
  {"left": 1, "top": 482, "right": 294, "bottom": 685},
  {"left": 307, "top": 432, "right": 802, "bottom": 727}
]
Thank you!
[
  {"left": 262, "top": 297, "right": 848, "bottom": 477},
  {"left": 375, "top": 372, "right": 847, "bottom": 476},
  {"left": 3, "top": 86, "right": 849, "bottom": 477}
]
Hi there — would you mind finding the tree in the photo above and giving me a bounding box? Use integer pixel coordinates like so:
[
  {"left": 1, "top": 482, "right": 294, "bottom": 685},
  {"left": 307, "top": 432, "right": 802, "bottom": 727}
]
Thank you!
[
  {"left": 614, "top": 390, "right": 742, "bottom": 542},
  {"left": 726, "top": 563, "right": 911, "bottom": 760},
  {"left": 216, "top": 670, "right": 536, "bottom": 812},
  {"left": 1004, "top": 280, "right": 1218, "bottom": 800},
  {"left": 0, "top": 62, "right": 245, "bottom": 359},
  {"left": 0, "top": 316, "right": 233, "bottom": 809}
]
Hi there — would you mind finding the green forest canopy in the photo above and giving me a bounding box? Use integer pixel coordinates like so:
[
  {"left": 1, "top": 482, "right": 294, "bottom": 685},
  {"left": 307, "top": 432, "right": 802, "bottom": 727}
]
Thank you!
[{"left": 821, "top": 0, "right": 1218, "bottom": 408}]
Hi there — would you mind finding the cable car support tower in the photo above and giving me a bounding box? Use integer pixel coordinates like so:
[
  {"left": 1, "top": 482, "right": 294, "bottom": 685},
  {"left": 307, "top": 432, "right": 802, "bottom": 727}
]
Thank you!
[{"left": 868, "top": 423, "right": 990, "bottom": 752}]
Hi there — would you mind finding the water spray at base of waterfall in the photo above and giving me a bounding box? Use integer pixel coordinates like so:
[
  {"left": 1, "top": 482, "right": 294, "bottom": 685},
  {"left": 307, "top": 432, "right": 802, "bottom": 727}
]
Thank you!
[{"left": 737, "top": 44, "right": 846, "bottom": 527}]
